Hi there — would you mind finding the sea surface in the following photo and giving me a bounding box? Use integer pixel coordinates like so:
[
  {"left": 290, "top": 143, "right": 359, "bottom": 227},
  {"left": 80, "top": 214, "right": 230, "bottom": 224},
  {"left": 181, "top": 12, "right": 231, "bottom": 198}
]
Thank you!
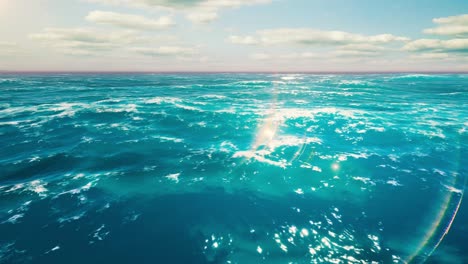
[{"left": 0, "top": 73, "right": 466, "bottom": 263}]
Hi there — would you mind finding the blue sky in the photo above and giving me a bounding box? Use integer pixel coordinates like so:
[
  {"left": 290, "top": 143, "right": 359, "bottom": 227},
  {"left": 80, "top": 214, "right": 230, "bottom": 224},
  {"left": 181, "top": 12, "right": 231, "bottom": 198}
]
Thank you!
[{"left": 1, "top": 0, "right": 468, "bottom": 71}]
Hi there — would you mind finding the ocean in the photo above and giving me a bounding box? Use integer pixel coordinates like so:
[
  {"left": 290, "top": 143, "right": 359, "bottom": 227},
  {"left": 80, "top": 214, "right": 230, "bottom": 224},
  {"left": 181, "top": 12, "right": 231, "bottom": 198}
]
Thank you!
[{"left": 0, "top": 73, "right": 466, "bottom": 263}]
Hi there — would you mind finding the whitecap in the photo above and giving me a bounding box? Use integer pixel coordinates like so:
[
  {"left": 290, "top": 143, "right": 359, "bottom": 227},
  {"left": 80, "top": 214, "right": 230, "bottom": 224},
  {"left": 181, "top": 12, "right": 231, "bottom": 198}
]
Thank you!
[
  {"left": 91, "top": 224, "right": 110, "bottom": 242},
  {"left": 58, "top": 211, "right": 85, "bottom": 223},
  {"left": 165, "top": 173, "right": 181, "bottom": 183},
  {"left": 199, "top": 94, "right": 226, "bottom": 99},
  {"left": 294, "top": 188, "right": 304, "bottom": 194},
  {"left": 2, "top": 214, "right": 24, "bottom": 224},
  {"left": 352, "top": 177, "right": 375, "bottom": 186},
  {"left": 45, "top": 246, "right": 60, "bottom": 254},
  {"left": 174, "top": 104, "right": 204, "bottom": 112},
  {"left": 157, "top": 136, "right": 184, "bottom": 143},
  {"left": 233, "top": 150, "right": 288, "bottom": 168},
  {"left": 433, "top": 169, "right": 446, "bottom": 176},
  {"left": 29, "top": 180, "right": 48, "bottom": 196},
  {"left": 219, "top": 141, "right": 238, "bottom": 152},
  {"left": 312, "top": 166, "right": 322, "bottom": 172},
  {"left": 145, "top": 97, "right": 182, "bottom": 104},
  {"left": 386, "top": 179, "right": 402, "bottom": 186},
  {"left": 266, "top": 135, "right": 322, "bottom": 151},
  {"left": 96, "top": 103, "right": 137, "bottom": 113}
]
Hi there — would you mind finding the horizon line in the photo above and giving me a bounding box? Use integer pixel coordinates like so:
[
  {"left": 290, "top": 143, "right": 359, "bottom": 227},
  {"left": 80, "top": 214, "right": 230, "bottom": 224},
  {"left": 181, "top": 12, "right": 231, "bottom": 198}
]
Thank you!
[{"left": 1, "top": 70, "right": 468, "bottom": 74}]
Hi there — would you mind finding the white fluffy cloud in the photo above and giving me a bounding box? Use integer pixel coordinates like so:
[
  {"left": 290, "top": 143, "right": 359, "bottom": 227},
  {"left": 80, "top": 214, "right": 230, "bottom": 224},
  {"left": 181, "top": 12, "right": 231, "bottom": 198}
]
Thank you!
[
  {"left": 30, "top": 28, "right": 135, "bottom": 55},
  {"left": 332, "top": 43, "right": 387, "bottom": 57},
  {"left": 88, "top": 0, "right": 271, "bottom": 23},
  {"left": 403, "top": 38, "right": 468, "bottom": 53},
  {"left": 131, "top": 46, "right": 196, "bottom": 56},
  {"left": 89, "top": 0, "right": 270, "bottom": 9},
  {"left": 231, "top": 29, "right": 406, "bottom": 61},
  {"left": 229, "top": 28, "right": 409, "bottom": 46},
  {"left": 403, "top": 14, "right": 468, "bottom": 62},
  {"left": 409, "top": 53, "right": 451, "bottom": 60},
  {"left": 424, "top": 14, "right": 468, "bottom": 36},
  {"left": 185, "top": 11, "right": 218, "bottom": 24},
  {"left": 228, "top": 35, "right": 259, "bottom": 45},
  {"left": 250, "top": 52, "right": 317, "bottom": 60},
  {"left": 85, "top": 10, "right": 174, "bottom": 30},
  {"left": 30, "top": 27, "right": 193, "bottom": 57},
  {"left": 30, "top": 27, "right": 144, "bottom": 52}
]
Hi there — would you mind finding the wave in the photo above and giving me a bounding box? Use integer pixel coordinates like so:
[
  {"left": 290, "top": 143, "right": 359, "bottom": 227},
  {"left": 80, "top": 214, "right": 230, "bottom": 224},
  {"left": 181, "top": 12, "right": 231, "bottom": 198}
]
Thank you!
[{"left": 145, "top": 97, "right": 182, "bottom": 104}]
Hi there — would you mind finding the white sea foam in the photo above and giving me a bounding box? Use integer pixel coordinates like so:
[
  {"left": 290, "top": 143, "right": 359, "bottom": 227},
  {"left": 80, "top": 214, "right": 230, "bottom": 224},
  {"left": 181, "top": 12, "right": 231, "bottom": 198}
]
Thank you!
[
  {"left": 233, "top": 150, "right": 288, "bottom": 168},
  {"left": 165, "top": 173, "right": 181, "bottom": 183},
  {"left": 234, "top": 80, "right": 270, "bottom": 85},
  {"left": 44, "top": 245, "right": 61, "bottom": 254},
  {"left": 145, "top": 97, "right": 182, "bottom": 104},
  {"left": 336, "top": 152, "right": 370, "bottom": 161},
  {"left": 58, "top": 211, "right": 86, "bottom": 223},
  {"left": 91, "top": 224, "right": 110, "bottom": 242},
  {"left": 29, "top": 180, "right": 48, "bottom": 196},
  {"left": 386, "top": 179, "right": 402, "bottom": 186},
  {"left": 281, "top": 75, "right": 302, "bottom": 81},
  {"left": 219, "top": 141, "right": 238, "bottom": 152},
  {"left": 0, "top": 121, "right": 21, "bottom": 126},
  {"left": 294, "top": 188, "right": 304, "bottom": 194},
  {"left": 266, "top": 135, "right": 322, "bottom": 150},
  {"left": 68, "top": 181, "right": 95, "bottom": 195},
  {"left": 215, "top": 108, "right": 236, "bottom": 114},
  {"left": 173, "top": 103, "right": 204, "bottom": 112},
  {"left": 433, "top": 169, "right": 446, "bottom": 176},
  {"left": 267, "top": 107, "right": 364, "bottom": 122},
  {"left": 2, "top": 214, "right": 24, "bottom": 224},
  {"left": 312, "top": 166, "right": 322, "bottom": 172},
  {"left": 96, "top": 103, "right": 137, "bottom": 113},
  {"left": 338, "top": 80, "right": 371, "bottom": 86},
  {"left": 157, "top": 136, "right": 184, "bottom": 143},
  {"left": 199, "top": 94, "right": 226, "bottom": 99},
  {"left": 352, "top": 177, "right": 375, "bottom": 186}
]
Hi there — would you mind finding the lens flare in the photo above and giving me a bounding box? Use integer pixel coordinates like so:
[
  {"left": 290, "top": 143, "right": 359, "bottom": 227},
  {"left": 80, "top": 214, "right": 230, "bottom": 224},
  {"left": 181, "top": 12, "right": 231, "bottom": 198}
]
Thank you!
[{"left": 404, "top": 135, "right": 465, "bottom": 263}]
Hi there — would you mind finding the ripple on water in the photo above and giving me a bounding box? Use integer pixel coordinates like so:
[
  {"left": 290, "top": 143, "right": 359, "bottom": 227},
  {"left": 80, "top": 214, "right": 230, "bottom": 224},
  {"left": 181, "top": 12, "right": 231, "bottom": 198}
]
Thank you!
[{"left": 0, "top": 73, "right": 466, "bottom": 263}]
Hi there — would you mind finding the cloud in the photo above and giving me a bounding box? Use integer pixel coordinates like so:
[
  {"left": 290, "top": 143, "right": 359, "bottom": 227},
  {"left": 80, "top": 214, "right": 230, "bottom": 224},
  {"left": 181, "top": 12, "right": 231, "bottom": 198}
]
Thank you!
[
  {"left": 30, "top": 28, "right": 127, "bottom": 55},
  {"left": 185, "top": 11, "right": 218, "bottom": 23},
  {"left": 250, "top": 53, "right": 271, "bottom": 60},
  {"left": 333, "top": 43, "right": 387, "bottom": 57},
  {"left": 30, "top": 27, "right": 191, "bottom": 57},
  {"left": 332, "top": 50, "right": 380, "bottom": 57},
  {"left": 85, "top": 10, "right": 174, "bottom": 30},
  {"left": 88, "top": 0, "right": 271, "bottom": 23},
  {"left": 409, "top": 53, "right": 451, "bottom": 60},
  {"left": 424, "top": 14, "right": 468, "bottom": 36},
  {"left": 433, "top": 14, "right": 468, "bottom": 25},
  {"left": 229, "top": 28, "right": 409, "bottom": 46},
  {"left": 403, "top": 38, "right": 468, "bottom": 53},
  {"left": 30, "top": 27, "right": 142, "bottom": 45},
  {"left": 90, "top": 0, "right": 270, "bottom": 9},
  {"left": 232, "top": 29, "right": 404, "bottom": 60},
  {"left": 404, "top": 14, "right": 468, "bottom": 61},
  {"left": 0, "top": 42, "right": 22, "bottom": 56},
  {"left": 228, "top": 35, "right": 259, "bottom": 45},
  {"left": 131, "top": 46, "right": 196, "bottom": 56},
  {"left": 250, "top": 52, "right": 318, "bottom": 61}
]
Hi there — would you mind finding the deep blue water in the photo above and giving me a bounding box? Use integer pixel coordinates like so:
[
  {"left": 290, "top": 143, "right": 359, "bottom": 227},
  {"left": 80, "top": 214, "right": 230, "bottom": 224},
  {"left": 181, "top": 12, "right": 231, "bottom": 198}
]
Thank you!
[{"left": 0, "top": 73, "right": 466, "bottom": 263}]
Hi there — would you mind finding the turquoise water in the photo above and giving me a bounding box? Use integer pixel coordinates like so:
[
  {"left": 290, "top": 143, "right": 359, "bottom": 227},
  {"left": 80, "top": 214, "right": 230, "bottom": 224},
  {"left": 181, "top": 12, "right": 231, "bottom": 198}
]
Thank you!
[{"left": 0, "top": 73, "right": 466, "bottom": 263}]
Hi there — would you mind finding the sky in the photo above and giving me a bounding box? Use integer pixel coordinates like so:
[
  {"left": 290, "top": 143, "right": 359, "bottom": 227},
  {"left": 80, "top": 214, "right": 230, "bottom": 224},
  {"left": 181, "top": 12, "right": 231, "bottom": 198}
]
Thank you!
[{"left": 1, "top": 0, "right": 468, "bottom": 72}]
